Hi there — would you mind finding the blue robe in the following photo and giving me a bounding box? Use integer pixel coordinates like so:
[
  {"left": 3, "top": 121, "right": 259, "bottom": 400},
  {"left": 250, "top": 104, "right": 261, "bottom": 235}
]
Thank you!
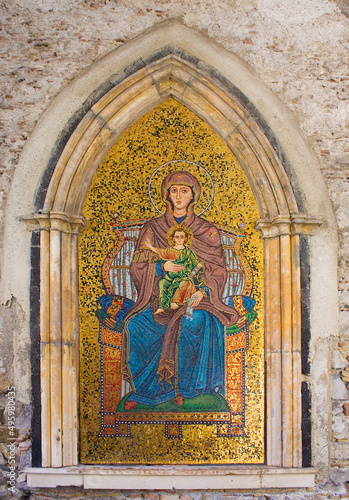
[{"left": 125, "top": 306, "right": 225, "bottom": 405}]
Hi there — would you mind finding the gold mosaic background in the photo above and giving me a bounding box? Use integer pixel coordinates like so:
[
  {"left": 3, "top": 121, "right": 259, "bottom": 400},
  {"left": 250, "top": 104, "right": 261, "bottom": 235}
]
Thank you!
[{"left": 79, "top": 98, "right": 264, "bottom": 464}]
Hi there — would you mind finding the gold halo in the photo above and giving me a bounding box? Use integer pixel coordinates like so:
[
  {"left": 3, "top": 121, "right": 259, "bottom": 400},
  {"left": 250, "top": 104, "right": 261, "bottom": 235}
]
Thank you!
[{"left": 148, "top": 160, "right": 214, "bottom": 216}]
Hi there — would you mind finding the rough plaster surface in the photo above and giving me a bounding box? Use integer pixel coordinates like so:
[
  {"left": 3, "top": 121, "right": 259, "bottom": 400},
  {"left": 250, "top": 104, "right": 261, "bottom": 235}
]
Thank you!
[{"left": 0, "top": 0, "right": 349, "bottom": 497}]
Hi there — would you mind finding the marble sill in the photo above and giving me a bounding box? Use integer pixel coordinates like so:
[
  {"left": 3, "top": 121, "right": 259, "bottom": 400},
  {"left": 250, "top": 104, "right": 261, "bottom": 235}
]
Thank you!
[{"left": 26, "top": 466, "right": 317, "bottom": 490}]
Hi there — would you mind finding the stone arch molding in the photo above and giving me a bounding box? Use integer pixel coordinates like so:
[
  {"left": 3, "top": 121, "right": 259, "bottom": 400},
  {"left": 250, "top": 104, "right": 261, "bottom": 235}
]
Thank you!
[
  {"left": 44, "top": 53, "right": 297, "bottom": 218},
  {"left": 7, "top": 20, "right": 337, "bottom": 487}
]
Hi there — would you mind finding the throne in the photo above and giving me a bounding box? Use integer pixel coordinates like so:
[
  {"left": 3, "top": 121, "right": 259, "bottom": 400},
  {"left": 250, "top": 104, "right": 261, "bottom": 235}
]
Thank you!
[{"left": 96, "top": 218, "right": 257, "bottom": 439}]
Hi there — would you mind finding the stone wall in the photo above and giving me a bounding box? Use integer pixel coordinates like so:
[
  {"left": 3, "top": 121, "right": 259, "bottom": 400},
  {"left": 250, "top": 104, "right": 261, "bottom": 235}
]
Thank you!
[{"left": 0, "top": 0, "right": 348, "bottom": 498}]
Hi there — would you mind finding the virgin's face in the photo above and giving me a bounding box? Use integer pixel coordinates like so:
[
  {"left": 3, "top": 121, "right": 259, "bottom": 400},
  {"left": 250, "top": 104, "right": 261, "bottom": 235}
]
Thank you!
[{"left": 168, "top": 185, "right": 193, "bottom": 210}]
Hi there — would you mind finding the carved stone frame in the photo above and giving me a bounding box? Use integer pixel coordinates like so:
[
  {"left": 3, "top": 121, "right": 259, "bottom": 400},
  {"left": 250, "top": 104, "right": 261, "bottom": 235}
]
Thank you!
[{"left": 14, "top": 20, "right": 337, "bottom": 489}]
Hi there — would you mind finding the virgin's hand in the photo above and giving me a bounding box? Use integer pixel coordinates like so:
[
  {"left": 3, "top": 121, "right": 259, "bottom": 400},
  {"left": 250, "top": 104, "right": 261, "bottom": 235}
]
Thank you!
[
  {"left": 163, "top": 261, "right": 185, "bottom": 272},
  {"left": 189, "top": 290, "right": 204, "bottom": 308}
]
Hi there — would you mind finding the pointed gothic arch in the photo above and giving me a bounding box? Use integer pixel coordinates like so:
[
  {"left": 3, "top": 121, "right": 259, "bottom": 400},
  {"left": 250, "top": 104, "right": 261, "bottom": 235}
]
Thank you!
[{"left": 4, "top": 20, "right": 337, "bottom": 488}]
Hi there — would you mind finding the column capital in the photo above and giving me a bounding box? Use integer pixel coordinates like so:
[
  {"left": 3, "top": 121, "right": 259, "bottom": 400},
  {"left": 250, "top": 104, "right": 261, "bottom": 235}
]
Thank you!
[
  {"left": 20, "top": 211, "right": 86, "bottom": 235},
  {"left": 255, "top": 214, "right": 322, "bottom": 239}
]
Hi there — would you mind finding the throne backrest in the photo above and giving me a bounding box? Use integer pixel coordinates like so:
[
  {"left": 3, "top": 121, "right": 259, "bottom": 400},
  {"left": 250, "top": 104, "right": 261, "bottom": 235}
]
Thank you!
[{"left": 102, "top": 219, "right": 253, "bottom": 302}]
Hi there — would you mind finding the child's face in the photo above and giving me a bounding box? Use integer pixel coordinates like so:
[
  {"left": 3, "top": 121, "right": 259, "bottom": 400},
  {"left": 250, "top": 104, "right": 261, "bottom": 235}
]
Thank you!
[{"left": 173, "top": 231, "right": 187, "bottom": 246}]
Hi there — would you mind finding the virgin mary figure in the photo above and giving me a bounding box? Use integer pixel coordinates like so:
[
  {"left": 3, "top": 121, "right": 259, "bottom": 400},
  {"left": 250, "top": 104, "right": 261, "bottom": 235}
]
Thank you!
[{"left": 121, "top": 171, "right": 240, "bottom": 410}]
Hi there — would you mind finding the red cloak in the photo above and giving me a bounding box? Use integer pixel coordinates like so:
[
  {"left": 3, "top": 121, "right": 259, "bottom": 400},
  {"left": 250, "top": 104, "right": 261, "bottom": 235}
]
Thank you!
[{"left": 121, "top": 171, "right": 239, "bottom": 386}]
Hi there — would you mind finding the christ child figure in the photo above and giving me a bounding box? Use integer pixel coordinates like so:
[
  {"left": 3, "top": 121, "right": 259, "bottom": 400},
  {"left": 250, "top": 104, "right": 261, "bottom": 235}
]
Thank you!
[{"left": 143, "top": 226, "right": 205, "bottom": 315}]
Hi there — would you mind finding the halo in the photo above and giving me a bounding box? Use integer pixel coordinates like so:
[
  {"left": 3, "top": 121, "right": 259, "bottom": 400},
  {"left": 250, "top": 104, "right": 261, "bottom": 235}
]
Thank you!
[{"left": 148, "top": 160, "right": 215, "bottom": 216}]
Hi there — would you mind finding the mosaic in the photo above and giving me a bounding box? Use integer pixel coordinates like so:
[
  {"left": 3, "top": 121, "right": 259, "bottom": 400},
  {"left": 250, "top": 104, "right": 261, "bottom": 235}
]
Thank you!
[{"left": 79, "top": 98, "right": 264, "bottom": 464}]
